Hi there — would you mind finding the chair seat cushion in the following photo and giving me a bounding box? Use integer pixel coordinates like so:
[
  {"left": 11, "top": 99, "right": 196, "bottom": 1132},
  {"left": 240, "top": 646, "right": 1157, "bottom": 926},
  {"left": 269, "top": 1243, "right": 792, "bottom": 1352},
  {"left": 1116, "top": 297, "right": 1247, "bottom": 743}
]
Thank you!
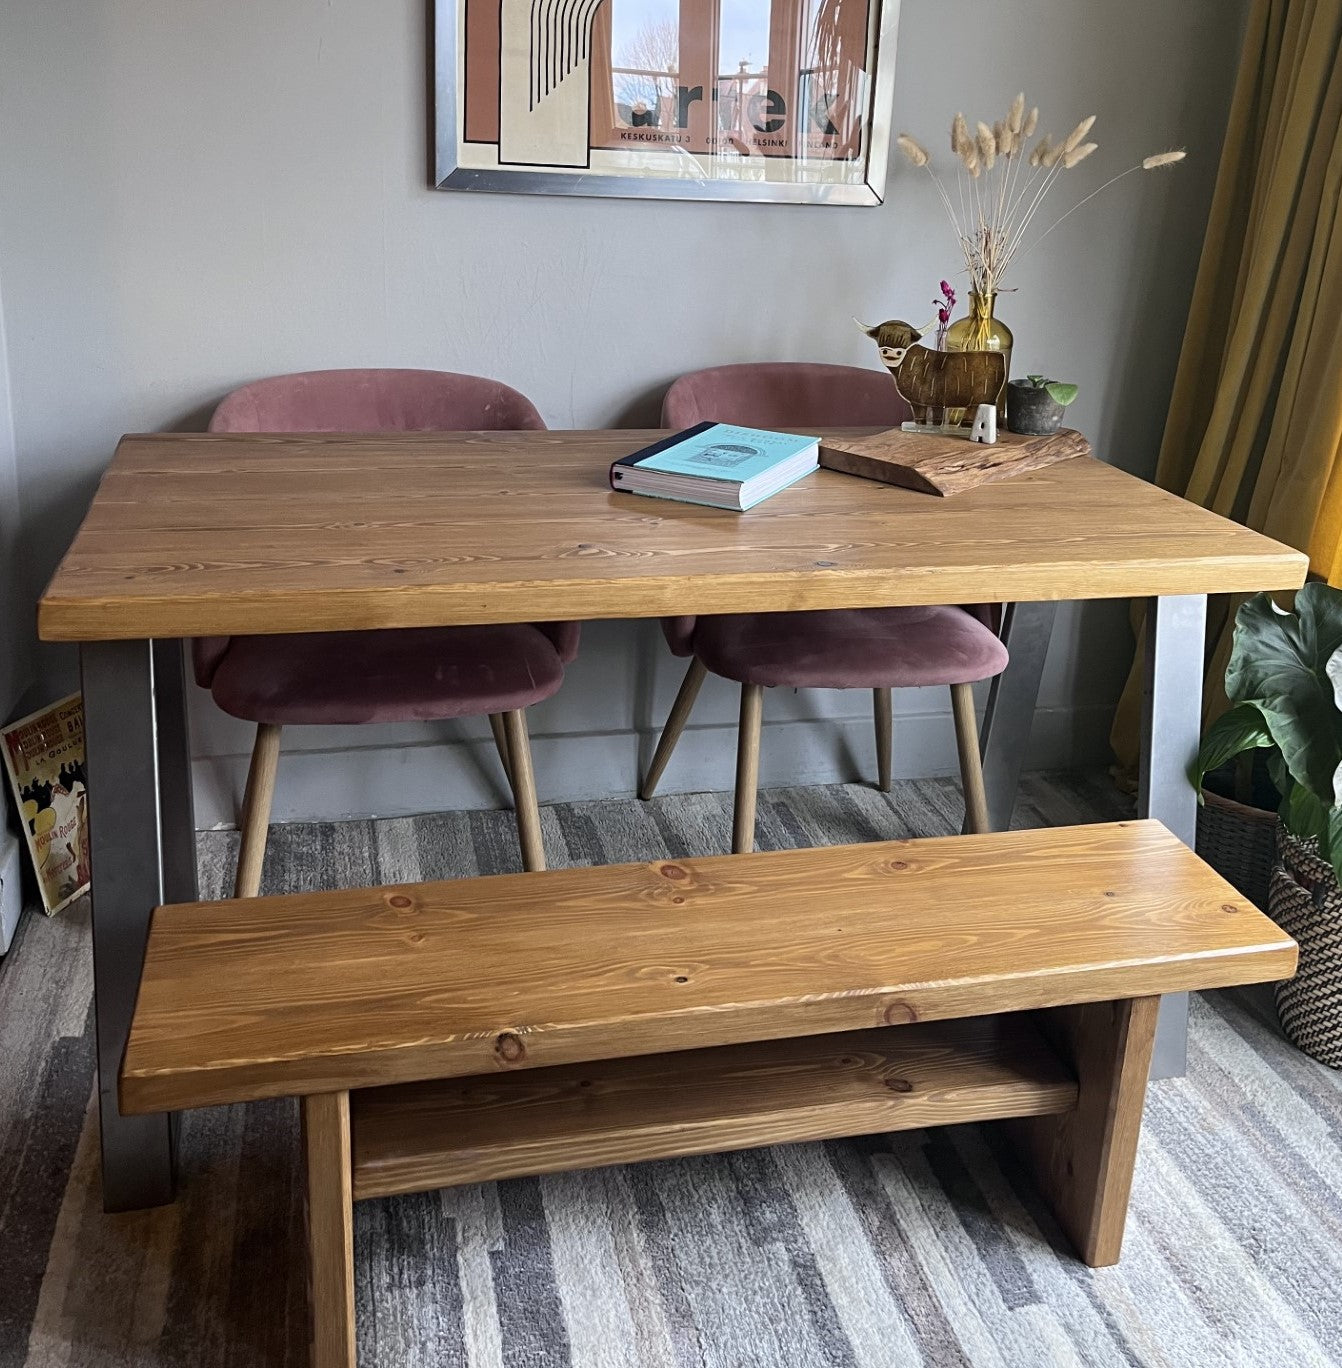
[
  {"left": 691, "top": 606, "right": 1009, "bottom": 689},
  {"left": 209, "top": 625, "right": 566, "bottom": 725}
]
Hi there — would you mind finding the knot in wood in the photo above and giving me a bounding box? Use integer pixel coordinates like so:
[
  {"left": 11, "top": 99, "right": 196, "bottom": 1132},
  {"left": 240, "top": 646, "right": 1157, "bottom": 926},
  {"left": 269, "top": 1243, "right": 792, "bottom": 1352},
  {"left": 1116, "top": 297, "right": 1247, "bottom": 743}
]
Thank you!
[
  {"left": 884, "top": 1076, "right": 914, "bottom": 1093},
  {"left": 659, "top": 863, "right": 688, "bottom": 881},
  {"left": 883, "top": 1001, "right": 918, "bottom": 1025},
  {"left": 494, "top": 1032, "right": 526, "bottom": 1063},
  {"left": 387, "top": 895, "right": 413, "bottom": 909}
]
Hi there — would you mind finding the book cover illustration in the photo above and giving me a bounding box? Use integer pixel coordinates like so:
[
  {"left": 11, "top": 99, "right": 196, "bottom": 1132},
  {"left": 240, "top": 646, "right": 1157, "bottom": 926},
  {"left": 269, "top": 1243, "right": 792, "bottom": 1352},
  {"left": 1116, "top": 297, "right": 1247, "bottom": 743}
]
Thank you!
[
  {"left": 2, "top": 693, "right": 91, "bottom": 916},
  {"left": 634, "top": 424, "right": 816, "bottom": 482}
]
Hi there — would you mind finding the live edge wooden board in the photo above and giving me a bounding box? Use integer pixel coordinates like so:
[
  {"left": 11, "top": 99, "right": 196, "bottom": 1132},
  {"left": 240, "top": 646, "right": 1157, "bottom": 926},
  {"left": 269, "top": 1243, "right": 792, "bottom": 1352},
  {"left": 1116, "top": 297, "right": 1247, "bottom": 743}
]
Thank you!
[{"left": 40, "top": 430, "right": 1306, "bottom": 641}]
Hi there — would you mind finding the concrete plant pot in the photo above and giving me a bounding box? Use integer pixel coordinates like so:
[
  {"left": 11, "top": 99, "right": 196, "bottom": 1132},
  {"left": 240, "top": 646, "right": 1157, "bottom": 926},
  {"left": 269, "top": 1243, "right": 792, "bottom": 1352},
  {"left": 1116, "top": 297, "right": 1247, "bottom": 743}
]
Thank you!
[{"left": 1006, "top": 381, "right": 1065, "bottom": 436}]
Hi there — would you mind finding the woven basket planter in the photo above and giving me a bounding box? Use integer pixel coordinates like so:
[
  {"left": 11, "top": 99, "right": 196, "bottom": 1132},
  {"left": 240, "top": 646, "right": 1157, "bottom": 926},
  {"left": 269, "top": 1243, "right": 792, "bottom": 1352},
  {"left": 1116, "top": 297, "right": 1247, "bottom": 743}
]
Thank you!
[
  {"left": 1269, "top": 827, "right": 1342, "bottom": 1069},
  {"left": 1196, "top": 788, "right": 1277, "bottom": 910}
]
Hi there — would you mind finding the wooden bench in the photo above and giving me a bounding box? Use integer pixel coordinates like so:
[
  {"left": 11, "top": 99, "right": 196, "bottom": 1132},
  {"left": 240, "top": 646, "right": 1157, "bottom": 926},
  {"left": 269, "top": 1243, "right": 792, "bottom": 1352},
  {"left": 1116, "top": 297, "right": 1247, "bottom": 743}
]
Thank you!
[{"left": 120, "top": 821, "right": 1297, "bottom": 1367}]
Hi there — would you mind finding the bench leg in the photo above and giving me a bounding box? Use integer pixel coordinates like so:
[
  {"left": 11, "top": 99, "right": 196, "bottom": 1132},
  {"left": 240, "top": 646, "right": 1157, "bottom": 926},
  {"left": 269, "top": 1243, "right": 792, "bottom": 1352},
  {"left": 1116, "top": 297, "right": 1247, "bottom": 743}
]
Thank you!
[
  {"left": 1007, "top": 996, "right": 1159, "bottom": 1267},
  {"left": 303, "top": 1092, "right": 356, "bottom": 1368}
]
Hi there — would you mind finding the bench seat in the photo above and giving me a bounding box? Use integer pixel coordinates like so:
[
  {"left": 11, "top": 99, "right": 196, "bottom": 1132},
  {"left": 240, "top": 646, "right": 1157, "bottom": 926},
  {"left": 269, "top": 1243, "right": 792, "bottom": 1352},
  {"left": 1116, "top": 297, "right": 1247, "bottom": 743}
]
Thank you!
[
  {"left": 121, "top": 821, "right": 1294, "bottom": 1113},
  {"left": 119, "top": 820, "right": 1297, "bottom": 1368}
]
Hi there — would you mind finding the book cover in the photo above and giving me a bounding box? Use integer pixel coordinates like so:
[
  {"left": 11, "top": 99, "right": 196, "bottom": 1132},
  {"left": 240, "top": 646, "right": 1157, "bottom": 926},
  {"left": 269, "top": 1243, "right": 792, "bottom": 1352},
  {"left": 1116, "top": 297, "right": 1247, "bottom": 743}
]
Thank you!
[
  {"left": 611, "top": 422, "right": 817, "bottom": 488},
  {"left": 2, "top": 693, "right": 91, "bottom": 916}
]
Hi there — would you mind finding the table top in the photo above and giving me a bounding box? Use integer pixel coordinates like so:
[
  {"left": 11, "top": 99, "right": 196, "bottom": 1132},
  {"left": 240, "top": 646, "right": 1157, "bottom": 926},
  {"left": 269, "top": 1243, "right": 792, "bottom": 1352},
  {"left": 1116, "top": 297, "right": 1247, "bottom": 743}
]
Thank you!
[{"left": 39, "top": 430, "right": 1308, "bottom": 641}]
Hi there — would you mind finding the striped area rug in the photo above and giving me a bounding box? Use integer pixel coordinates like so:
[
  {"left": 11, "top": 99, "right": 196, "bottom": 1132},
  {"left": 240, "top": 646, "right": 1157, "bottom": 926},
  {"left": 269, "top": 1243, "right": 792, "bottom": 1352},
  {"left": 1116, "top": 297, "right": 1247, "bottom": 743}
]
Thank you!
[{"left": 3, "top": 775, "right": 1342, "bottom": 1367}]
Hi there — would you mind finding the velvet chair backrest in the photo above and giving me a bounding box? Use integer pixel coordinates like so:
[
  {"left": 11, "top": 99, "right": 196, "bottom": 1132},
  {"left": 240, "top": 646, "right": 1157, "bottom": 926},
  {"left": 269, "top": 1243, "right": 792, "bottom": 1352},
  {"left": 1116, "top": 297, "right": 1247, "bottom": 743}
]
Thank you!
[
  {"left": 210, "top": 368, "right": 547, "bottom": 434},
  {"left": 658, "top": 362, "right": 913, "bottom": 655},
  {"left": 661, "top": 361, "right": 911, "bottom": 432},
  {"left": 195, "top": 369, "right": 572, "bottom": 686}
]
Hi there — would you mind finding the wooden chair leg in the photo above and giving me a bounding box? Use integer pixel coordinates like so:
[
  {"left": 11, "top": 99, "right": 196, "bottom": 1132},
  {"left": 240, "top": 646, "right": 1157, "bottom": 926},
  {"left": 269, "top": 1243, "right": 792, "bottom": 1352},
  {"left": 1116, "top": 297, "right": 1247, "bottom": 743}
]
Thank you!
[
  {"left": 731, "top": 684, "right": 764, "bottom": 855},
  {"left": 234, "top": 723, "right": 282, "bottom": 898},
  {"left": 950, "top": 683, "right": 991, "bottom": 834},
  {"left": 640, "top": 658, "right": 708, "bottom": 800},
  {"left": 488, "top": 712, "right": 514, "bottom": 793},
  {"left": 873, "top": 687, "right": 893, "bottom": 792},
  {"left": 303, "top": 1091, "right": 356, "bottom": 1368},
  {"left": 1006, "top": 996, "right": 1159, "bottom": 1267},
  {"left": 501, "top": 710, "right": 546, "bottom": 871}
]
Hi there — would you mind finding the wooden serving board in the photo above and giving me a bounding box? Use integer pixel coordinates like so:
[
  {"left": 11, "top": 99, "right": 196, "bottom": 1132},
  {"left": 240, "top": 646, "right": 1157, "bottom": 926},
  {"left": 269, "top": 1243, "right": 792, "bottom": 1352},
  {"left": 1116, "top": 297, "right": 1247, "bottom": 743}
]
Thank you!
[{"left": 820, "top": 427, "right": 1091, "bottom": 496}]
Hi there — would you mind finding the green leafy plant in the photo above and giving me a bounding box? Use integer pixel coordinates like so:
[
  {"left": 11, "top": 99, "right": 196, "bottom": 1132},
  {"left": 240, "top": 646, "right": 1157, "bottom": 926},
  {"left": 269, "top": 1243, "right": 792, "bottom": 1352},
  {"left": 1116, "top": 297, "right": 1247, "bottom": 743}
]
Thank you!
[
  {"left": 1023, "top": 374, "right": 1079, "bottom": 407},
  {"left": 1192, "top": 583, "right": 1342, "bottom": 880}
]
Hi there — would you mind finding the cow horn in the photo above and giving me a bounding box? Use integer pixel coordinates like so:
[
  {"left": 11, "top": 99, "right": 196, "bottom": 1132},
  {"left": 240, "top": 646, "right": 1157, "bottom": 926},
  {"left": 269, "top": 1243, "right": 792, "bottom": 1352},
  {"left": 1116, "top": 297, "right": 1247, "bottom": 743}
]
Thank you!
[{"left": 853, "top": 317, "right": 881, "bottom": 339}]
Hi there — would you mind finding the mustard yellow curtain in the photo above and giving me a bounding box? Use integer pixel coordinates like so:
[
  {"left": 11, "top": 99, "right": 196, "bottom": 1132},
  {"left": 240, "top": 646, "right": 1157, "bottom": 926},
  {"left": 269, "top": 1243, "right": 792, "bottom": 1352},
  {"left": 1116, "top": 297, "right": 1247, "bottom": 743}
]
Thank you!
[{"left": 1111, "top": 0, "right": 1342, "bottom": 775}]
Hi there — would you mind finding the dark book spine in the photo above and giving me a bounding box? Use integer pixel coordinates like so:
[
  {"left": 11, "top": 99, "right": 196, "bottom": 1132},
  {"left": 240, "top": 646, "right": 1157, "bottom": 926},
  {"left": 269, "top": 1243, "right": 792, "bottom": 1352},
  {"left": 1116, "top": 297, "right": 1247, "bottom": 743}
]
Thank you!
[{"left": 609, "top": 422, "right": 717, "bottom": 489}]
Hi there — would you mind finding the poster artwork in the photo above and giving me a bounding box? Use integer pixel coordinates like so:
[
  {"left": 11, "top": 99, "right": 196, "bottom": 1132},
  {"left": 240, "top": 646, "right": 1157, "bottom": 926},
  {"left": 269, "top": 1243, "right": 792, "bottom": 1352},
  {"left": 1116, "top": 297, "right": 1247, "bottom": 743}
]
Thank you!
[
  {"left": 2, "top": 693, "right": 91, "bottom": 916},
  {"left": 440, "top": 0, "right": 896, "bottom": 203}
]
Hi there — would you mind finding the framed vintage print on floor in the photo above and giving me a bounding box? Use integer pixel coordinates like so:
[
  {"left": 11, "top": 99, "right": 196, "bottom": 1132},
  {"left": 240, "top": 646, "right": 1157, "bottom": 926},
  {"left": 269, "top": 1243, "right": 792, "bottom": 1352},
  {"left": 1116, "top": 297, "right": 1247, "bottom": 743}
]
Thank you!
[{"left": 434, "top": 0, "right": 900, "bottom": 204}]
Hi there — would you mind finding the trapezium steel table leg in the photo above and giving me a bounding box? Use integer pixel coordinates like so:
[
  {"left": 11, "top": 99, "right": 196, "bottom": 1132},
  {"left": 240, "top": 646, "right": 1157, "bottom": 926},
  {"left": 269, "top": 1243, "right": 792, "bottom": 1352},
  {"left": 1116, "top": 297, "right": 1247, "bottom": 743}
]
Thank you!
[
  {"left": 1139, "top": 594, "right": 1208, "bottom": 1081},
  {"left": 82, "top": 639, "right": 176, "bottom": 1211},
  {"left": 153, "top": 640, "right": 198, "bottom": 907},
  {"left": 978, "top": 601, "right": 1057, "bottom": 833}
]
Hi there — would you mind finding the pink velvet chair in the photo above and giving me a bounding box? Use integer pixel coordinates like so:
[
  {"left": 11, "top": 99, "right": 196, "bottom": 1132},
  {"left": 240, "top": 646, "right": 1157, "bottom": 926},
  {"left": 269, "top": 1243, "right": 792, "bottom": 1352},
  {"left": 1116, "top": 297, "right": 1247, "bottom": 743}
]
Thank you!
[
  {"left": 199, "top": 369, "right": 576, "bottom": 892},
  {"left": 640, "top": 362, "right": 1009, "bottom": 852}
]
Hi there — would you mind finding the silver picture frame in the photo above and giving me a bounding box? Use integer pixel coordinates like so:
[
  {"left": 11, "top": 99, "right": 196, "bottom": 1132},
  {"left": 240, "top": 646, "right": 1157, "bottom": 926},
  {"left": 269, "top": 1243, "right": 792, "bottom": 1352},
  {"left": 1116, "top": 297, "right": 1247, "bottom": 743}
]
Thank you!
[{"left": 433, "top": 0, "right": 900, "bottom": 205}]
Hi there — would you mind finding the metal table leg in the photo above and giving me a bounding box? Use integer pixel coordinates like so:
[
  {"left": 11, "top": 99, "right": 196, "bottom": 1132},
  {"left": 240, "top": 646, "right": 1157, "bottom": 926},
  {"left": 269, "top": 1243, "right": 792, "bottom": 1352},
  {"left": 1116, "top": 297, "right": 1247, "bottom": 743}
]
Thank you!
[
  {"left": 153, "top": 640, "right": 198, "bottom": 907},
  {"left": 978, "top": 600, "right": 1058, "bottom": 833},
  {"left": 81, "top": 639, "right": 177, "bottom": 1211},
  {"left": 1138, "top": 594, "right": 1208, "bottom": 1079}
]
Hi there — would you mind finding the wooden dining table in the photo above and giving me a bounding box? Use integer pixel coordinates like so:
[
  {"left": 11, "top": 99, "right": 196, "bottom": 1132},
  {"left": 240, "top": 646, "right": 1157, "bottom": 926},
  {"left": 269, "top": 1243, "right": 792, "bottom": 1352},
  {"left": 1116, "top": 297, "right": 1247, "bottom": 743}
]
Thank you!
[{"left": 39, "top": 429, "right": 1307, "bottom": 1212}]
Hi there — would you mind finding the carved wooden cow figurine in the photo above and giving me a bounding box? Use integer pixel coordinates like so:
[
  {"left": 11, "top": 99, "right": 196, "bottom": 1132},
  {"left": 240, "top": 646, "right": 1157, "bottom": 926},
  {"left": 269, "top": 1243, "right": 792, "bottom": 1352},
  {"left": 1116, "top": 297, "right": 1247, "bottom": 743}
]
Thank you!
[{"left": 857, "top": 320, "right": 1006, "bottom": 426}]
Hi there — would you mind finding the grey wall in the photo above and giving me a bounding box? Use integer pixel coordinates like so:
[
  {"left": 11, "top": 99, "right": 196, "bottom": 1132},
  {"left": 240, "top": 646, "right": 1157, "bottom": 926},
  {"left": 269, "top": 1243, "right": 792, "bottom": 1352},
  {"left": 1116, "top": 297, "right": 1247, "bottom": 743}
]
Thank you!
[
  {"left": 0, "top": 0, "right": 1246, "bottom": 826},
  {"left": 0, "top": 268, "right": 27, "bottom": 721}
]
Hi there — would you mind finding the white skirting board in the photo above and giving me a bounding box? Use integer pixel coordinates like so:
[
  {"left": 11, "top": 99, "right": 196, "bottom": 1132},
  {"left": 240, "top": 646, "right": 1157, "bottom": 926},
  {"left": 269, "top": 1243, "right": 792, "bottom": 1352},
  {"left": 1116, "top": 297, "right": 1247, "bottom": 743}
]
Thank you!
[
  {"left": 0, "top": 831, "right": 23, "bottom": 953},
  {"left": 190, "top": 702, "right": 1115, "bottom": 830}
]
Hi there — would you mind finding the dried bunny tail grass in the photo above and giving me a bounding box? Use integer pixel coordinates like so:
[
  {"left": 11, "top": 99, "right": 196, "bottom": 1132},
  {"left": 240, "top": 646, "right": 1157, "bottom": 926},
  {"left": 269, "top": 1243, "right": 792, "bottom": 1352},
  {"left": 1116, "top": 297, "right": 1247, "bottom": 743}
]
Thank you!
[
  {"left": 1143, "top": 149, "right": 1187, "bottom": 169},
  {"left": 1008, "top": 92, "right": 1026, "bottom": 134},
  {"left": 1063, "top": 141, "right": 1098, "bottom": 169},
  {"left": 897, "top": 134, "right": 930, "bottom": 167},
  {"left": 1062, "top": 115, "right": 1097, "bottom": 154},
  {"left": 1042, "top": 140, "right": 1066, "bottom": 168},
  {"left": 952, "top": 112, "right": 971, "bottom": 155},
  {"left": 1029, "top": 134, "right": 1052, "bottom": 167},
  {"left": 963, "top": 148, "right": 980, "bottom": 176},
  {"left": 1024, "top": 106, "right": 1039, "bottom": 137},
  {"left": 976, "top": 122, "right": 997, "bottom": 168}
]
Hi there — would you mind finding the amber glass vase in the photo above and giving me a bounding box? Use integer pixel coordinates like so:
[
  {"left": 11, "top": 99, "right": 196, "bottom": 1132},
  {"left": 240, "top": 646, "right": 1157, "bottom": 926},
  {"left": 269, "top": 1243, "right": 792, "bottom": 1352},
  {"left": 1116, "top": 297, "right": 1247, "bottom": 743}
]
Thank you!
[{"left": 945, "top": 290, "right": 1014, "bottom": 419}]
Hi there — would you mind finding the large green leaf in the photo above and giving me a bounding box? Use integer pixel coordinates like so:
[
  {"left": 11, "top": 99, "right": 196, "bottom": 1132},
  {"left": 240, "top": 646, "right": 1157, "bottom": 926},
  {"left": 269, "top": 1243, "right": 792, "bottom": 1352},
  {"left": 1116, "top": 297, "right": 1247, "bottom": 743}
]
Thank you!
[
  {"left": 1191, "top": 701, "right": 1275, "bottom": 797},
  {"left": 1225, "top": 585, "right": 1342, "bottom": 804},
  {"left": 1284, "top": 781, "right": 1342, "bottom": 882}
]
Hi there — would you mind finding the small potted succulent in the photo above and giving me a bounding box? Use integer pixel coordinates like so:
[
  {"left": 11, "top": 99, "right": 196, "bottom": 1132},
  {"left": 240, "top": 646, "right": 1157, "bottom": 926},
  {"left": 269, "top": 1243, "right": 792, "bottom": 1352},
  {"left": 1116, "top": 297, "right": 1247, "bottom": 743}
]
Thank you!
[
  {"left": 1192, "top": 584, "right": 1342, "bottom": 1067},
  {"left": 1006, "top": 375, "right": 1078, "bottom": 435}
]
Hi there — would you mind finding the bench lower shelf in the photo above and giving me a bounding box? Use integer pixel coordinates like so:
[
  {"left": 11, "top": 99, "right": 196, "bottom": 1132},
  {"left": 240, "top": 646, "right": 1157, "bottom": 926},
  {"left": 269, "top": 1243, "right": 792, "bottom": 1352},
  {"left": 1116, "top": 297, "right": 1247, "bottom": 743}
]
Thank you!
[{"left": 349, "top": 1014, "right": 1078, "bottom": 1201}]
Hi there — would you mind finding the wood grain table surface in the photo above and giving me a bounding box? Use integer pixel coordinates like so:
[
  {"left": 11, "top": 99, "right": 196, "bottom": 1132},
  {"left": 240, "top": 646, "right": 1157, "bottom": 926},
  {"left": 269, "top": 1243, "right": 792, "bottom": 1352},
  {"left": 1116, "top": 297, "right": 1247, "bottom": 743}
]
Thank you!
[
  {"left": 119, "top": 822, "right": 1295, "bottom": 1112},
  {"left": 38, "top": 430, "right": 1307, "bottom": 642}
]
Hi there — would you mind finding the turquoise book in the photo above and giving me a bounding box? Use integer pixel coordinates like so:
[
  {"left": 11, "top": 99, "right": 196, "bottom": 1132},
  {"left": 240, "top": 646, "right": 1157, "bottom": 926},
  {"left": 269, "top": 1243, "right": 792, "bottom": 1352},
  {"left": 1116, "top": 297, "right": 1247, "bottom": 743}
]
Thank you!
[{"left": 609, "top": 421, "right": 819, "bottom": 510}]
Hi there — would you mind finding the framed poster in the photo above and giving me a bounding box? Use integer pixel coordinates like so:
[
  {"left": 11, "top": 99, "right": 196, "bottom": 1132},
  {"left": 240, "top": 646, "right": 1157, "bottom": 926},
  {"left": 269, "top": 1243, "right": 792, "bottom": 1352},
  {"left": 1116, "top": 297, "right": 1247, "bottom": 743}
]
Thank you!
[
  {"left": 434, "top": 0, "right": 900, "bottom": 204},
  {"left": 2, "top": 693, "right": 90, "bottom": 917}
]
